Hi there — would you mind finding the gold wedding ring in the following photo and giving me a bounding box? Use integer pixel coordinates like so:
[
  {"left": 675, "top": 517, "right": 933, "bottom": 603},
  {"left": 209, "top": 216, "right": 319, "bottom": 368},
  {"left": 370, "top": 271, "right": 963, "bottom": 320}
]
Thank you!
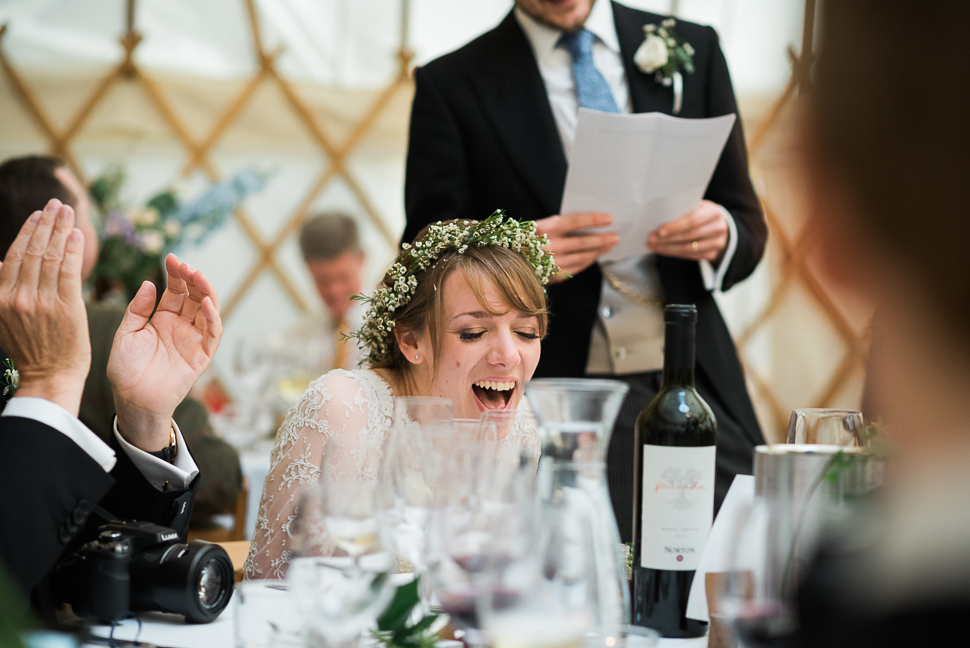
[{"left": 691, "top": 240, "right": 699, "bottom": 252}]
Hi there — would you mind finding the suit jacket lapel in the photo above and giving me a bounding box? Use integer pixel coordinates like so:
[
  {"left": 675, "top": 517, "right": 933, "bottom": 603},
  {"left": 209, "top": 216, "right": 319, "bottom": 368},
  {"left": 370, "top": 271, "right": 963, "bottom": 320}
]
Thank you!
[
  {"left": 468, "top": 12, "right": 567, "bottom": 217},
  {"left": 612, "top": 2, "right": 670, "bottom": 115}
]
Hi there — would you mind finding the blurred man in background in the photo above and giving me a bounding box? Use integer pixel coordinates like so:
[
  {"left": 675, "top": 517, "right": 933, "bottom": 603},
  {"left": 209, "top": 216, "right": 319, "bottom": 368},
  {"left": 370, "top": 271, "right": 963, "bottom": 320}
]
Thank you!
[{"left": 294, "top": 212, "right": 366, "bottom": 372}]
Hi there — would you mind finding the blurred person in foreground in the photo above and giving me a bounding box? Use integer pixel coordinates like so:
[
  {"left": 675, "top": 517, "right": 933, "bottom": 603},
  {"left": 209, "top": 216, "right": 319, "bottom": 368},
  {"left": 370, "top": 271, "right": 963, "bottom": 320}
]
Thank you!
[
  {"left": 0, "top": 199, "right": 222, "bottom": 613},
  {"left": 292, "top": 212, "right": 367, "bottom": 373},
  {"left": 795, "top": 1, "right": 970, "bottom": 645},
  {"left": 0, "top": 155, "right": 243, "bottom": 524}
]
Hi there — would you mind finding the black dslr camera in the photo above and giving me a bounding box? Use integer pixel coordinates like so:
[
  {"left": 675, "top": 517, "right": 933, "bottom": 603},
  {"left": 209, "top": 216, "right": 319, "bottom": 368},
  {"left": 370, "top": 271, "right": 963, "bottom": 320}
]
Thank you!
[{"left": 54, "top": 521, "right": 234, "bottom": 623}]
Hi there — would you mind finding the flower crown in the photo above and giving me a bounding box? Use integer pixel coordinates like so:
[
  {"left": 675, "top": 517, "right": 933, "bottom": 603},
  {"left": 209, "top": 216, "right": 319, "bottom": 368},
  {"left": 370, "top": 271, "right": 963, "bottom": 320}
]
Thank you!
[{"left": 349, "top": 210, "right": 559, "bottom": 366}]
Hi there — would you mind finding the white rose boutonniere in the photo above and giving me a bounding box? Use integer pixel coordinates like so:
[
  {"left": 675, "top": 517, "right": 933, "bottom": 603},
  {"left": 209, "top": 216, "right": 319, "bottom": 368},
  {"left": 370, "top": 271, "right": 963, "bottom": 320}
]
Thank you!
[{"left": 634, "top": 18, "right": 696, "bottom": 114}]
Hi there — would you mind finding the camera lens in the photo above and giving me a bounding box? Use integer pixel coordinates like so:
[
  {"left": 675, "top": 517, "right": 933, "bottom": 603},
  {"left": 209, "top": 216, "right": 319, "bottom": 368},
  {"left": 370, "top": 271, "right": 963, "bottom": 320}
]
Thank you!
[
  {"left": 131, "top": 541, "right": 234, "bottom": 623},
  {"left": 198, "top": 559, "right": 226, "bottom": 609}
]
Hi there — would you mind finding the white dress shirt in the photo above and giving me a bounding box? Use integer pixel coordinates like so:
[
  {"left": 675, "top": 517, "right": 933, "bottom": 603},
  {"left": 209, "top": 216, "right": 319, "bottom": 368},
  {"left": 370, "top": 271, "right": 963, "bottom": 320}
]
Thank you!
[
  {"left": 514, "top": 2, "right": 738, "bottom": 374},
  {"left": 3, "top": 396, "right": 198, "bottom": 491}
]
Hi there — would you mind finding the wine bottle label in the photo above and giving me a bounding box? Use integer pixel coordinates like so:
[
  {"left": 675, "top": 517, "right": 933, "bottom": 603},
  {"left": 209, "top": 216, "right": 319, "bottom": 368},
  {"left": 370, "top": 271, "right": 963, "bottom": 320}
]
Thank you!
[{"left": 639, "top": 444, "right": 715, "bottom": 571}]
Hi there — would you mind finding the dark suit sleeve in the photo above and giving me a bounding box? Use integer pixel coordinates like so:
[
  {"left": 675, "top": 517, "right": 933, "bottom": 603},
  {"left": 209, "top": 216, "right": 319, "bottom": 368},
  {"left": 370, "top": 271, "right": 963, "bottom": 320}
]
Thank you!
[
  {"left": 403, "top": 65, "right": 474, "bottom": 245},
  {"left": 0, "top": 417, "right": 114, "bottom": 595},
  {"left": 699, "top": 26, "right": 767, "bottom": 292},
  {"left": 98, "top": 431, "right": 200, "bottom": 541}
]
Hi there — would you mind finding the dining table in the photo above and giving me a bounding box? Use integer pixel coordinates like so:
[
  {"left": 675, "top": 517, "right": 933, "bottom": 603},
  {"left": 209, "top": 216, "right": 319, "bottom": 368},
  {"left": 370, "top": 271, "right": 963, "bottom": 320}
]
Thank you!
[{"left": 79, "top": 591, "right": 708, "bottom": 648}]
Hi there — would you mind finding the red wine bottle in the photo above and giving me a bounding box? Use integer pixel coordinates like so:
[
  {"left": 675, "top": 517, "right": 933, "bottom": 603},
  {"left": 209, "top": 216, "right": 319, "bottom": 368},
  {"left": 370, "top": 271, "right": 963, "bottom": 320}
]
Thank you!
[{"left": 631, "top": 304, "right": 717, "bottom": 638}]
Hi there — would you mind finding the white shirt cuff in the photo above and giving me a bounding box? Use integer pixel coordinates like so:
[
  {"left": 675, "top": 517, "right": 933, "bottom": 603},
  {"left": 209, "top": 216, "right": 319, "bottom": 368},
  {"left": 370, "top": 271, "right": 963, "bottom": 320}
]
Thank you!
[
  {"left": 113, "top": 418, "right": 200, "bottom": 491},
  {"left": 699, "top": 204, "right": 739, "bottom": 292},
  {"left": 2, "top": 397, "right": 116, "bottom": 472}
]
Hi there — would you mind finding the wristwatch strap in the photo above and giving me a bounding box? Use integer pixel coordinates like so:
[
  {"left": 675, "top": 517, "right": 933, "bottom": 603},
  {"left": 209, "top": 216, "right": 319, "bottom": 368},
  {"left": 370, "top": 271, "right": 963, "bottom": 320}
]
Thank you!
[{"left": 147, "top": 427, "right": 178, "bottom": 464}]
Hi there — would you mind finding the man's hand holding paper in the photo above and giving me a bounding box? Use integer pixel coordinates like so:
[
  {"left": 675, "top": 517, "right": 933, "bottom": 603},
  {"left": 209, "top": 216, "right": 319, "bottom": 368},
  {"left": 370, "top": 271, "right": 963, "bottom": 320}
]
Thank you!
[
  {"left": 536, "top": 211, "right": 620, "bottom": 282},
  {"left": 560, "top": 109, "right": 737, "bottom": 263},
  {"left": 647, "top": 199, "right": 729, "bottom": 264}
]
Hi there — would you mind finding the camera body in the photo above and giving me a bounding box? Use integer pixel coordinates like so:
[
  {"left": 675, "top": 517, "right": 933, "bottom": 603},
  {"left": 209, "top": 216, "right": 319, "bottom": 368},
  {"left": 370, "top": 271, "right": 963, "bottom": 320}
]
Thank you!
[{"left": 55, "top": 521, "right": 233, "bottom": 623}]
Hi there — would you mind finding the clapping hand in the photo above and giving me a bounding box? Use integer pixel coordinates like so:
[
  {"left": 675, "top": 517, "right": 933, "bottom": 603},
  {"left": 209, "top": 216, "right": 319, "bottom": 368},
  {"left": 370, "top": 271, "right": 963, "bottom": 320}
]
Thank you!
[
  {"left": 108, "top": 253, "right": 223, "bottom": 452},
  {"left": 647, "top": 200, "right": 729, "bottom": 264},
  {"left": 0, "top": 200, "right": 90, "bottom": 415}
]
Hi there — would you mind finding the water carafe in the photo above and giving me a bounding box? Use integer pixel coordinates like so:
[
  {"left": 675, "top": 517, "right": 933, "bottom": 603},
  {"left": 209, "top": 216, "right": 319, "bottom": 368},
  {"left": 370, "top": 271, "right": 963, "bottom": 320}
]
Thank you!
[{"left": 525, "top": 378, "right": 631, "bottom": 630}]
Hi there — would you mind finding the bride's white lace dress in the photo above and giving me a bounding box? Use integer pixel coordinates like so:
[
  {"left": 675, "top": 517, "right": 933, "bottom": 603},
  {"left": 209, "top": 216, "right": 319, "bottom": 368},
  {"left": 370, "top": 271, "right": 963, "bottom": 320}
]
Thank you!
[{"left": 243, "top": 368, "right": 540, "bottom": 580}]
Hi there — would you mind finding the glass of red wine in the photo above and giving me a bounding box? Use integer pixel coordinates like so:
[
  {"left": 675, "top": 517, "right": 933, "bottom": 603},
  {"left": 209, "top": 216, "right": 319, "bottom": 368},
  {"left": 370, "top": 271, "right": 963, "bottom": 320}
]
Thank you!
[{"left": 426, "top": 426, "right": 533, "bottom": 648}]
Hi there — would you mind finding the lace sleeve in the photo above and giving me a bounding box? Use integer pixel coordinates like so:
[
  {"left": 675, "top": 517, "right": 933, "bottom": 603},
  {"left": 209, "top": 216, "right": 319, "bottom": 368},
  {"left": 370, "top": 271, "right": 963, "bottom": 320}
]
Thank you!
[{"left": 243, "top": 370, "right": 389, "bottom": 579}]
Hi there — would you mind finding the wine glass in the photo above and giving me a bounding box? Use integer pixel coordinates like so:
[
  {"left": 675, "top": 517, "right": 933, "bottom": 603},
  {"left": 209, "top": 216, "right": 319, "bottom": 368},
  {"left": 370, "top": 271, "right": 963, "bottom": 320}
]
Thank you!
[
  {"left": 427, "top": 432, "right": 535, "bottom": 648},
  {"left": 786, "top": 409, "right": 864, "bottom": 446},
  {"left": 287, "top": 433, "right": 396, "bottom": 648},
  {"left": 477, "top": 486, "right": 598, "bottom": 648}
]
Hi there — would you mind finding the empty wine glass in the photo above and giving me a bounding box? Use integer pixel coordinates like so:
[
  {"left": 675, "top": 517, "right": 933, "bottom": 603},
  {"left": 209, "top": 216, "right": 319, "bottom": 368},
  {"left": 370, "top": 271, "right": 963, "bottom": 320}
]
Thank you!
[
  {"left": 477, "top": 484, "right": 598, "bottom": 648},
  {"left": 786, "top": 409, "right": 863, "bottom": 446},
  {"left": 428, "top": 432, "right": 535, "bottom": 648},
  {"left": 287, "top": 433, "right": 395, "bottom": 648}
]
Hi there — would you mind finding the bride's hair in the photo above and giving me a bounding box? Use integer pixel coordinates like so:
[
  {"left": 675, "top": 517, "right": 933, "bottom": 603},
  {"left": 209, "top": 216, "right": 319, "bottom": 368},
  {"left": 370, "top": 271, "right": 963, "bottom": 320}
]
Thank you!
[{"left": 372, "top": 240, "right": 548, "bottom": 375}]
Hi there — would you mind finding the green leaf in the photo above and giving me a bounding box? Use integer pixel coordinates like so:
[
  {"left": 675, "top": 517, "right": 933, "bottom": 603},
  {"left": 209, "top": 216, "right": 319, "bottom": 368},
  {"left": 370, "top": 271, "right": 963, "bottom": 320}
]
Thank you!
[{"left": 376, "top": 578, "right": 421, "bottom": 632}]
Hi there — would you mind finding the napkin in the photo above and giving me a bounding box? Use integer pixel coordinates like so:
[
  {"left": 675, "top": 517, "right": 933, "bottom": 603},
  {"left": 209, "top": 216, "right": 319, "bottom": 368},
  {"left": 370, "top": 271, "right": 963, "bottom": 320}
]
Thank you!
[{"left": 685, "top": 474, "right": 755, "bottom": 622}]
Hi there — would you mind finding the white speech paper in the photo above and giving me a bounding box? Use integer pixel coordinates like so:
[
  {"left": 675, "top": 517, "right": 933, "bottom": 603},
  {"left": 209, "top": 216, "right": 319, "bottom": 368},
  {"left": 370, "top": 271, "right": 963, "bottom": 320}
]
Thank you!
[{"left": 560, "top": 109, "right": 736, "bottom": 262}]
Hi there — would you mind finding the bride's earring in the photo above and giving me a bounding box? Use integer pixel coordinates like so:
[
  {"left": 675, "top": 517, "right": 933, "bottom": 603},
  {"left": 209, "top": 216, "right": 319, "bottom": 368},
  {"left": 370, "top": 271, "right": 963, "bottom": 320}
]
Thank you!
[{"left": 414, "top": 354, "right": 419, "bottom": 360}]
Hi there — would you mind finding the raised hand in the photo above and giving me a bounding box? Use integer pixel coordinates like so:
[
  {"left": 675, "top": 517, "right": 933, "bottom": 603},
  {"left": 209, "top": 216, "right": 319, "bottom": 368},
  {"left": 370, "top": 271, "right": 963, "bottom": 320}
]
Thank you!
[
  {"left": 647, "top": 200, "right": 729, "bottom": 264},
  {"left": 107, "top": 253, "right": 222, "bottom": 452},
  {"left": 0, "top": 200, "right": 90, "bottom": 415},
  {"left": 535, "top": 212, "right": 620, "bottom": 283}
]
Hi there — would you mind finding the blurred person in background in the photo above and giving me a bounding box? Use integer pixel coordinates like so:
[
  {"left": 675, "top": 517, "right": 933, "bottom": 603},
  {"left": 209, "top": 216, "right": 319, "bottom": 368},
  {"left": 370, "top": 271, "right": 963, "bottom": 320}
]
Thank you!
[
  {"left": 0, "top": 155, "right": 242, "bottom": 529},
  {"left": 796, "top": 0, "right": 970, "bottom": 645},
  {"left": 293, "top": 212, "right": 367, "bottom": 373}
]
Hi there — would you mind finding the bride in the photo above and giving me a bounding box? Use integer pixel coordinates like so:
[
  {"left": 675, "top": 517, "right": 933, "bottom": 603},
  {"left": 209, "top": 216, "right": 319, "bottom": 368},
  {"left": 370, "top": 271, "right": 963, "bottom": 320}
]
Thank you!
[{"left": 244, "top": 213, "right": 559, "bottom": 579}]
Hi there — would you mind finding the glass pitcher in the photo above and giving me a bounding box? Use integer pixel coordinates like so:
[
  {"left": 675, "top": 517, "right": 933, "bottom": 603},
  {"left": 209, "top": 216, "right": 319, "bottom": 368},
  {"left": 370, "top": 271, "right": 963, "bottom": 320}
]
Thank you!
[{"left": 525, "top": 378, "right": 631, "bottom": 630}]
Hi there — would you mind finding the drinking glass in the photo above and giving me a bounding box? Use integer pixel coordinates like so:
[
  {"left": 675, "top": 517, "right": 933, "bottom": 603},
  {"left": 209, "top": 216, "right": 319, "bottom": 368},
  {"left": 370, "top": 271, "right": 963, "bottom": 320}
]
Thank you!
[
  {"left": 234, "top": 580, "right": 304, "bottom": 648},
  {"left": 477, "top": 486, "right": 598, "bottom": 648},
  {"left": 378, "top": 397, "right": 453, "bottom": 573},
  {"left": 427, "top": 432, "right": 535, "bottom": 648},
  {"left": 287, "top": 433, "right": 395, "bottom": 648},
  {"left": 785, "top": 409, "right": 863, "bottom": 446}
]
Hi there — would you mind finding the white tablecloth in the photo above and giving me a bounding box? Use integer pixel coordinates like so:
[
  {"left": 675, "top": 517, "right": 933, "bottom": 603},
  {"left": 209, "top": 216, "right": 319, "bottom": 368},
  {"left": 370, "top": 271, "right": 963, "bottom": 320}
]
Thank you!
[{"left": 81, "top": 598, "right": 708, "bottom": 648}]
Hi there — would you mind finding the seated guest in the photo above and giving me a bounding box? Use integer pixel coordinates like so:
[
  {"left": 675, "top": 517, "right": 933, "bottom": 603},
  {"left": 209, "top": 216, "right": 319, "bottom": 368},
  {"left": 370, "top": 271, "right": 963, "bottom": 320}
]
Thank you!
[
  {"left": 795, "top": 1, "right": 970, "bottom": 645},
  {"left": 292, "top": 212, "right": 368, "bottom": 372},
  {"left": 0, "top": 200, "right": 222, "bottom": 612},
  {"left": 0, "top": 155, "right": 243, "bottom": 525},
  {"left": 245, "top": 215, "right": 555, "bottom": 578}
]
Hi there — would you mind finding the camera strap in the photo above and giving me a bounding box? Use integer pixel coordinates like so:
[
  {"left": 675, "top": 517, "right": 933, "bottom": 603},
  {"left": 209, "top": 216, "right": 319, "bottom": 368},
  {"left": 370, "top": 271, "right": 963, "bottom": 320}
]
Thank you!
[{"left": 92, "top": 503, "right": 120, "bottom": 524}]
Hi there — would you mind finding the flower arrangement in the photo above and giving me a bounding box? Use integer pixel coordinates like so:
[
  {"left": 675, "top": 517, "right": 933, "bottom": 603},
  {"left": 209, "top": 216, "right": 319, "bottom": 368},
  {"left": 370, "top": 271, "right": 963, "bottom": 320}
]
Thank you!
[
  {"left": 349, "top": 210, "right": 559, "bottom": 366},
  {"left": 89, "top": 167, "right": 267, "bottom": 303},
  {"left": 634, "top": 18, "right": 696, "bottom": 84}
]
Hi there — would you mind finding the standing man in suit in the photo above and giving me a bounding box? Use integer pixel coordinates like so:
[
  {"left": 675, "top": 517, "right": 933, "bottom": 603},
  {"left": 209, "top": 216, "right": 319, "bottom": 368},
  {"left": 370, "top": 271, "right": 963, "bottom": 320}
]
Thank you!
[
  {"left": 0, "top": 199, "right": 222, "bottom": 613},
  {"left": 402, "top": 0, "right": 766, "bottom": 540}
]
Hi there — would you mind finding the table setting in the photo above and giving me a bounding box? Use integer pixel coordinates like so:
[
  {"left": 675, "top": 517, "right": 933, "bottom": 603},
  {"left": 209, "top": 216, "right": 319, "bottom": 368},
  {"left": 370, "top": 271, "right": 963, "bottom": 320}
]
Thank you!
[{"left": 62, "top": 393, "right": 877, "bottom": 648}]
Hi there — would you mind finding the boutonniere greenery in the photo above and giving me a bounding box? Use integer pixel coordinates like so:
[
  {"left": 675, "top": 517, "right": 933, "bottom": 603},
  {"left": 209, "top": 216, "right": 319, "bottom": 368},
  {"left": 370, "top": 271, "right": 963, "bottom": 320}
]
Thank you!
[
  {"left": 634, "top": 19, "right": 695, "bottom": 114},
  {"left": 2, "top": 358, "right": 18, "bottom": 400}
]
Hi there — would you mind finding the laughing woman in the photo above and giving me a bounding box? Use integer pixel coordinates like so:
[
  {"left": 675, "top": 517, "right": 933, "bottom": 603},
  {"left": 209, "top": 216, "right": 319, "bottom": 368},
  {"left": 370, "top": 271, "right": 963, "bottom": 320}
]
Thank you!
[{"left": 244, "top": 213, "right": 558, "bottom": 579}]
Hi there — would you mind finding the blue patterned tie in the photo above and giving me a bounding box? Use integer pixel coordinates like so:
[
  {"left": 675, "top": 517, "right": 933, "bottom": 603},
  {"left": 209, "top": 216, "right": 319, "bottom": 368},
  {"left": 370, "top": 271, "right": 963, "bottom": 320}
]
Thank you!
[{"left": 559, "top": 28, "right": 620, "bottom": 113}]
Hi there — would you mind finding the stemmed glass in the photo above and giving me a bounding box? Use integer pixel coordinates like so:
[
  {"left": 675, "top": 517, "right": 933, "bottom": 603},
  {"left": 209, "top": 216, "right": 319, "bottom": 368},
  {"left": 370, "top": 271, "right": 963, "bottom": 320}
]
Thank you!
[
  {"left": 786, "top": 409, "right": 864, "bottom": 446},
  {"left": 287, "top": 432, "right": 396, "bottom": 648},
  {"left": 426, "top": 429, "right": 533, "bottom": 648},
  {"left": 377, "top": 395, "right": 454, "bottom": 608},
  {"left": 476, "top": 478, "right": 598, "bottom": 648}
]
